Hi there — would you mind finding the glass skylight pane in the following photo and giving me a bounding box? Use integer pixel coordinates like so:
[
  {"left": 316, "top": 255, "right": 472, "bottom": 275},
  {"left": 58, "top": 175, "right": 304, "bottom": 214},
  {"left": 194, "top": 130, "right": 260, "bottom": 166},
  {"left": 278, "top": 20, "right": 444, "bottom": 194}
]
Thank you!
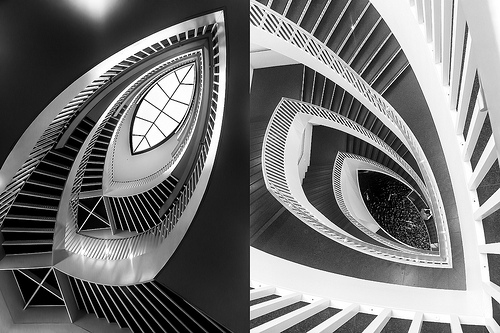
[
  {"left": 131, "top": 61, "right": 196, "bottom": 154},
  {"left": 132, "top": 136, "right": 142, "bottom": 151},
  {"left": 136, "top": 102, "right": 160, "bottom": 122},
  {"left": 146, "top": 124, "right": 165, "bottom": 147},
  {"left": 137, "top": 139, "right": 150, "bottom": 152},
  {"left": 164, "top": 100, "right": 188, "bottom": 122},
  {"left": 132, "top": 118, "right": 152, "bottom": 135},
  {"left": 175, "top": 65, "right": 192, "bottom": 82},
  {"left": 155, "top": 113, "right": 178, "bottom": 135},
  {"left": 158, "top": 73, "right": 178, "bottom": 97},
  {"left": 181, "top": 65, "right": 195, "bottom": 84},
  {"left": 145, "top": 85, "right": 168, "bottom": 110},
  {"left": 172, "top": 84, "right": 194, "bottom": 104}
]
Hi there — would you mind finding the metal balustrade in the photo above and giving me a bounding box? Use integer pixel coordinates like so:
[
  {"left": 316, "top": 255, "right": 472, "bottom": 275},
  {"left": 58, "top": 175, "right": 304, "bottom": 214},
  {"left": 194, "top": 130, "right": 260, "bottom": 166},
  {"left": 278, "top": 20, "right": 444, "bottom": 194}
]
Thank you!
[
  {"left": 0, "top": 10, "right": 229, "bottom": 333},
  {"left": 0, "top": 12, "right": 225, "bottom": 270},
  {"left": 68, "top": 276, "right": 230, "bottom": 332},
  {"left": 0, "top": 18, "right": 201, "bottom": 229},
  {"left": 407, "top": 0, "right": 500, "bottom": 329},
  {"left": 250, "top": 281, "right": 487, "bottom": 332},
  {"left": 64, "top": 23, "right": 223, "bottom": 261},
  {"left": 332, "top": 152, "right": 434, "bottom": 255},
  {"left": 262, "top": 98, "right": 449, "bottom": 266},
  {"left": 251, "top": 0, "right": 452, "bottom": 267},
  {"left": 252, "top": 0, "right": 500, "bottom": 329}
]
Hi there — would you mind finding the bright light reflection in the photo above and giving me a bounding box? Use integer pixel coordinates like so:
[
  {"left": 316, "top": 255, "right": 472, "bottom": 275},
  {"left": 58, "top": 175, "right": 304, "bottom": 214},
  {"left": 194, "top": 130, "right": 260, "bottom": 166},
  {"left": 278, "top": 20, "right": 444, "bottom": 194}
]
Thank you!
[{"left": 66, "top": 0, "right": 120, "bottom": 23}]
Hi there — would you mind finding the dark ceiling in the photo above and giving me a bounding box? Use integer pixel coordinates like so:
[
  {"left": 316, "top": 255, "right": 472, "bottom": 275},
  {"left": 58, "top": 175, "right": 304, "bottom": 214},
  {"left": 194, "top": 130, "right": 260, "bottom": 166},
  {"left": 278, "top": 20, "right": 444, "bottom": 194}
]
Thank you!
[{"left": 0, "top": 1, "right": 249, "bottom": 332}]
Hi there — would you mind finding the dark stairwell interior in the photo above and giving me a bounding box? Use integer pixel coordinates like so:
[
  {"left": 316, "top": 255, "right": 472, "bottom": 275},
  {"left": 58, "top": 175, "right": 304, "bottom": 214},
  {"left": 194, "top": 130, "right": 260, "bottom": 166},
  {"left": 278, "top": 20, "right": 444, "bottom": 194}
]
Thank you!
[{"left": 250, "top": 62, "right": 465, "bottom": 289}]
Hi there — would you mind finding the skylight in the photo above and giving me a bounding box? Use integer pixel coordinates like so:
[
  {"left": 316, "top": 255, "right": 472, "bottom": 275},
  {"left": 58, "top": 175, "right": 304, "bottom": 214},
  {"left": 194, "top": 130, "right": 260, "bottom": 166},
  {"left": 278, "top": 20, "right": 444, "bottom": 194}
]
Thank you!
[{"left": 131, "top": 63, "right": 195, "bottom": 153}]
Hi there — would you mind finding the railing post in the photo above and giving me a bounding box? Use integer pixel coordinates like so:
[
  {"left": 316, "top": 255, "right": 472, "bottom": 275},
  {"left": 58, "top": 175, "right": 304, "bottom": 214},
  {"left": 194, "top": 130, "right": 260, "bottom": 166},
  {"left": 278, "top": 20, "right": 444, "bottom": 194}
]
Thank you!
[
  {"left": 483, "top": 281, "right": 500, "bottom": 307},
  {"left": 450, "top": 314, "right": 464, "bottom": 333},
  {"left": 478, "top": 243, "right": 500, "bottom": 254},
  {"left": 307, "top": 303, "right": 359, "bottom": 333},
  {"left": 460, "top": 0, "right": 500, "bottom": 164},
  {"left": 424, "top": 0, "right": 433, "bottom": 42},
  {"left": 473, "top": 187, "right": 500, "bottom": 220},
  {"left": 455, "top": 35, "right": 475, "bottom": 135},
  {"left": 362, "top": 308, "right": 391, "bottom": 333},
  {"left": 416, "top": 0, "right": 425, "bottom": 24},
  {"left": 251, "top": 299, "right": 330, "bottom": 333},
  {"left": 449, "top": 0, "right": 466, "bottom": 111},
  {"left": 408, "top": 312, "right": 424, "bottom": 333},
  {"left": 468, "top": 136, "right": 496, "bottom": 190},
  {"left": 463, "top": 102, "right": 487, "bottom": 162},
  {"left": 432, "top": 0, "right": 442, "bottom": 63},
  {"left": 250, "top": 292, "right": 301, "bottom": 320}
]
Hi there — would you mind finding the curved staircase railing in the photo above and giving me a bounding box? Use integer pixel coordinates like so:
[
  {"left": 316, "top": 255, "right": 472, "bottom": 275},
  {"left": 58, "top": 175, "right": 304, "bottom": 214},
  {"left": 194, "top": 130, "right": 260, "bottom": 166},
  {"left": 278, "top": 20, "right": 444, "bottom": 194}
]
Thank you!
[
  {"left": 251, "top": 0, "right": 452, "bottom": 266},
  {"left": 262, "top": 98, "right": 449, "bottom": 266}
]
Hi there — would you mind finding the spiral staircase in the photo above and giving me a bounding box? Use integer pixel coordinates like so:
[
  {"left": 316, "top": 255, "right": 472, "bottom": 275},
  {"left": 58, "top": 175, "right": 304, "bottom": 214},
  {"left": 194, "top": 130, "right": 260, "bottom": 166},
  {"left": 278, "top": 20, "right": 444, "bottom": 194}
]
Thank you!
[
  {"left": 0, "top": 1, "right": 248, "bottom": 332},
  {"left": 250, "top": 0, "right": 500, "bottom": 331}
]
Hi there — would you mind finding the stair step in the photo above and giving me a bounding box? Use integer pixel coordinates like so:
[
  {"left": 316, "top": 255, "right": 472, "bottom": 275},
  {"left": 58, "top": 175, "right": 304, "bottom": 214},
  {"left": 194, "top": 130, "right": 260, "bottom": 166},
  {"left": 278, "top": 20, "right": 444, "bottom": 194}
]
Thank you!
[
  {"left": 26, "top": 180, "right": 64, "bottom": 191},
  {"left": 2, "top": 227, "right": 54, "bottom": 233},
  {"left": 11, "top": 202, "right": 58, "bottom": 211},
  {"left": 40, "top": 159, "right": 71, "bottom": 171},
  {"left": 90, "top": 150, "right": 107, "bottom": 158},
  {"left": 82, "top": 174, "right": 103, "bottom": 179},
  {"left": 0, "top": 252, "right": 52, "bottom": 269},
  {"left": 64, "top": 144, "right": 80, "bottom": 153},
  {"left": 18, "top": 190, "right": 60, "bottom": 200},
  {"left": 33, "top": 169, "right": 67, "bottom": 181},
  {"left": 98, "top": 133, "right": 112, "bottom": 139},
  {"left": 81, "top": 181, "right": 103, "bottom": 187},
  {"left": 5, "top": 215, "right": 56, "bottom": 222},
  {"left": 50, "top": 150, "right": 75, "bottom": 161},
  {"left": 87, "top": 160, "right": 105, "bottom": 165},
  {"left": 3, "top": 239, "right": 53, "bottom": 245}
]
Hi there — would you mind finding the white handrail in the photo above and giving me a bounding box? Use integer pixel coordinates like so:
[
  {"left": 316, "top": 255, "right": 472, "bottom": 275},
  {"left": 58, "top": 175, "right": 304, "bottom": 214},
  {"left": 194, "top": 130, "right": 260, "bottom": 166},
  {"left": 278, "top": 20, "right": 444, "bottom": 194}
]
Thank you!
[
  {"left": 64, "top": 23, "right": 223, "bottom": 261},
  {"left": 262, "top": 98, "right": 449, "bottom": 266},
  {"left": 251, "top": 0, "right": 451, "bottom": 265},
  {"left": 333, "top": 152, "right": 434, "bottom": 254}
]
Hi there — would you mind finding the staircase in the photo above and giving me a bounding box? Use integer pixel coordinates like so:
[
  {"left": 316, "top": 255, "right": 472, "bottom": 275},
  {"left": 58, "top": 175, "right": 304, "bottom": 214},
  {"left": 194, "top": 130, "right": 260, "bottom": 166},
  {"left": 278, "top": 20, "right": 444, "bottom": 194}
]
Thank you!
[
  {"left": 345, "top": 134, "right": 423, "bottom": 198},
  {"left": 302, "top": 164, "right": 389, "bottom": 248},
  {"left": 107, "top": 175, "right": 178, "bottom": 233},
  {"left": 250, "top": 120, "right": 286, "bottom": 244},
  {"left": 257, "top": 0, "right": 409, "bottom": 95},
  {"left": 301, "top": 66, "right": 423, "bottom": 182},
  {"left": 1, "top": 117, "right": 95, "bottom": 256},
  {"left": 249, "top": 282, "right": 488, "bottom": 333},
  {"left": 80, "top": 116, "right": 120, "bottom": 194},
  {"left": 69, "top": 276, "right": 229, "bottom": 332}
]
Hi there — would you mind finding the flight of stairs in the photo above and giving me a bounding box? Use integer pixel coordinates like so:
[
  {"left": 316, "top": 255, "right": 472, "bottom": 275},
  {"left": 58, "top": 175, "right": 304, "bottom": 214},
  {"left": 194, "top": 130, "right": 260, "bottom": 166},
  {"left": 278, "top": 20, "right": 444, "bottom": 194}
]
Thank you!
[
  {"left": 1, "top": 117, "right": 95, "bottom": 256},
  {"left": 250, "top": 282, "right": 488, "bottom": 332},
  {"left": 257, "top": 0, "right": 409, "bottom": 95},
  {"left": 69, "top": 276, "right": 230, "bottom": 332},
  {"left": 302, "top": 164, "right": 388, "bottom": 248},
  {"left": 301, "top": 66, "right": 423, "bottom": 182},
  {"left": 250, "top": 120, "right": 287, "bottom": 244}
]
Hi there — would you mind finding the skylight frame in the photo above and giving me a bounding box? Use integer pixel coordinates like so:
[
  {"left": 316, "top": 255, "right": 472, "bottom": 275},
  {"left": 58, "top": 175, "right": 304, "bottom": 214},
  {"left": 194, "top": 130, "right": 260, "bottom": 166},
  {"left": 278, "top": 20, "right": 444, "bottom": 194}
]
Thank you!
[{"left": 130, "top": 60, "right": 198, "bottom": 155}]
